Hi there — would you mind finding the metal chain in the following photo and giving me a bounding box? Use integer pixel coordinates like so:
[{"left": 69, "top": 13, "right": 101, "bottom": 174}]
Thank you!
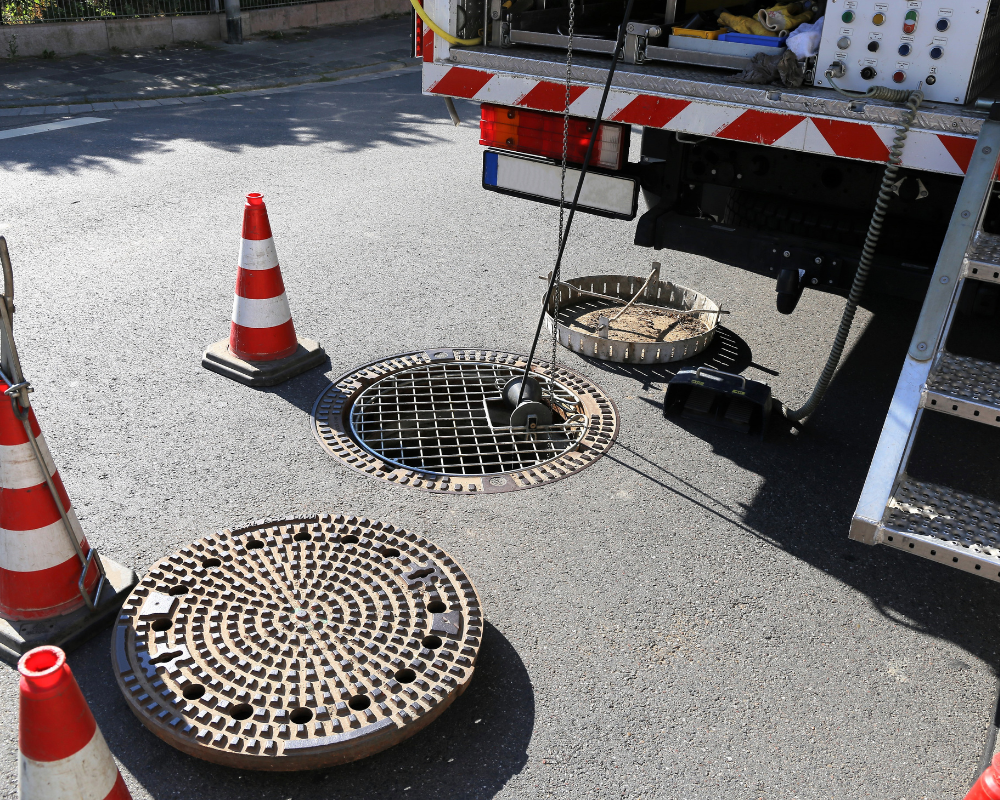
[{"left": 551, "top": 0, "right": 575, "bottom": 379}]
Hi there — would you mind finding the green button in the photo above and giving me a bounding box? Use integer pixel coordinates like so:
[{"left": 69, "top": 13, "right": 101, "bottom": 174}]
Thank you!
[
  {"left": 842, "top": 10, "right": 855, "bottom": 22},
  {"left": 905, "top": 9, "right": 918, "bottom": 20}
]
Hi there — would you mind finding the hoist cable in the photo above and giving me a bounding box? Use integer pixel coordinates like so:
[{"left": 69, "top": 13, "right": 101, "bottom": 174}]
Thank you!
[{"left": 516, "top": 0, "right": 636, "bottom": 405}]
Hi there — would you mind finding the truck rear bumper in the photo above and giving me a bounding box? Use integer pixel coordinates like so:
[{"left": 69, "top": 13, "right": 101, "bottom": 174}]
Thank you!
[{"left": 424, "top": 46, "right": 986, "bottom": 178}]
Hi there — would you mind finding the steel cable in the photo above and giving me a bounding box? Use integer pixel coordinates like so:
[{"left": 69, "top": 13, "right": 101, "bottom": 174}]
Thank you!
[
  {"left": 516, "top": 0, "right": 636, "bottom": 405},
  {"left": 551, "top": 0, "right": 576, "bottom": 378}
]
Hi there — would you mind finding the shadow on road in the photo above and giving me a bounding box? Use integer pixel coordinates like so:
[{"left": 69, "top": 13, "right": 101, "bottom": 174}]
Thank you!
[
  {"left": 574, "top": 324, "right": 757, "bottom": 389},
  {"left": 0, "top": 71, "right": 460, "bottom": 174},
  {"left": 601, "top": 295, "right": 1000, "bottom": 670},
  {"left": 83, "top": 621, "right": 532, "bottom": 799},
  {"left": 258, "top": 357, "right": 333, "bottom": 417}
]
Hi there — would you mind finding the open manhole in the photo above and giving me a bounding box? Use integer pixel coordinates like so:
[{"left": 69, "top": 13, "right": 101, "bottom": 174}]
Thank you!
[
  {"left": 311, "top": 349, "right": 619, "bottom": 493},
  {"left": 112, "top": 515, "right": 482, "bottom": 770}
]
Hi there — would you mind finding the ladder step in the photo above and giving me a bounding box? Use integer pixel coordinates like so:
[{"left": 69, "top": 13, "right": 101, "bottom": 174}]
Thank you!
[
  {"left": 922, "top": 352, "right": 1000, "bottom": 427},
  {"left": 963, "top": 231, "right": 1000, "bottom": 285},
  {"left": 882, "top": 478, "right": 1000, "bottom": 581}
]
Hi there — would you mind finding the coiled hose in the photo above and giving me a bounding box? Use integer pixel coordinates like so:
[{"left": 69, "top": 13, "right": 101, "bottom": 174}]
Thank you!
[{"left": 784, "top": 85, "right": 924, "bottom": 423}]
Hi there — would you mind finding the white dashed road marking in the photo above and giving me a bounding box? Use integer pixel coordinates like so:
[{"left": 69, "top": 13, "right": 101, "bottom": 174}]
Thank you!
[{"left": 0, "top": 117, "right": 109, "bottom": 140}]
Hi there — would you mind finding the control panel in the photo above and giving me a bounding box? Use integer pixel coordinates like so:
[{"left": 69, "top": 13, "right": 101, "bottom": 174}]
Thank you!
[{"left": 815, "top": 0, "right": 1000, "bottom": 104}]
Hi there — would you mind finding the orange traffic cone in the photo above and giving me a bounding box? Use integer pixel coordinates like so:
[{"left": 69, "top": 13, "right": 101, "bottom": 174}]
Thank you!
[
  {"left": 967, "top": 754, "right": 1000, "bottom": 799},
  {"left": 0, "top": 382, "right": 98, "bottom": 621},
  {"left": 18, "top": 646, "right": 132, "bottom": 800},
  {"left": 202, "top": 192, "right": 326, "bottom": 386},
  {"left": 0, "top": 236, "right": 137, "bottom": 666}
]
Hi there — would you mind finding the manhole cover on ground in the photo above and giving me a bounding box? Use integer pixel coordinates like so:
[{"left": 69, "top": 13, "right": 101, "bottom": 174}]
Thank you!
[
  {"left": 311, "top": 349, "right": 619, "bottom": 493},
  {"left": 112, "top": 515, "right": 482, "bottom": 770}
]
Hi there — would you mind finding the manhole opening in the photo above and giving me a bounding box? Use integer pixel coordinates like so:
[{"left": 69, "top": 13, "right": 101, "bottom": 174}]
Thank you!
[
  {"left": 230, "top": 703, "right": 253, "bottom": 721},
  {"left": 348, "top": 362, "right": 587, "bottom": 476},
  {"left": 289, "top": 707, "right": 313, "bottom": 724},
  {"left": 312, "top": 350, "right": 620, "bottom": 494},
  {"left": 168, "top": 585, "right": 189, "bottom": 596},
  {"left": 421, "top": 635, "right": 442, "bottom": 650},
  {"left": 151, "top": 619, "right": 173, "bottom": 632},
  {"left": 426, "top": 600, "right": 446, "bottom": 613}
]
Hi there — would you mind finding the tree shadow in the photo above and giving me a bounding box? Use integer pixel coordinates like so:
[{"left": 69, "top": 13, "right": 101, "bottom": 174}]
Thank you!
[
  {"left": 606, "top": 295, "right": 1000, "bottom": 668},
  {"left": 79, "top": 621, "right": 533, "bottom": 799},
  {"left": 0, "top": 69, "right": 470, "bottom": 175}
]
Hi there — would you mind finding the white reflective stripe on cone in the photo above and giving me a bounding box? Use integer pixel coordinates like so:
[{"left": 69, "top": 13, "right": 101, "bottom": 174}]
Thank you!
[
  {"left": 238, "top": 237, "right": 279, "bottom": 271},
  {"left": 0, "top": 436, "right": 57, "bottom": 490},
  {"left": 231, "top": 293, "right": 292, "bottom": 329},
  {"left": 18, "top": 727, "right": 119, "bottom": 800},
  {"left": 1, "top": 509, "right": 86, "bottom": 573}
]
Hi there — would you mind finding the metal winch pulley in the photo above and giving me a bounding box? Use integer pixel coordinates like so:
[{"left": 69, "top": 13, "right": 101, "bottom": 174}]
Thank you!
[{"left": 502, "top": 375, "right": 554, "bottom": 430}]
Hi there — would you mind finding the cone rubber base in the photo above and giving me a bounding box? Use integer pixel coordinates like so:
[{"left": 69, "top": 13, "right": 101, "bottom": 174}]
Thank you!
[
  {"left": 202, "top": 336, "right": 326, "bottom": 387},
  {"left": 0, "top": 555, "right": 138, "bottom": 667}
]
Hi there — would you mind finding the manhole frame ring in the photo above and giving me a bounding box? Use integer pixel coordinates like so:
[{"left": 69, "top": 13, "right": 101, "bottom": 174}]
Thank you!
[{"left": 310, "top": 348, "right": 620, "bottom": 494}]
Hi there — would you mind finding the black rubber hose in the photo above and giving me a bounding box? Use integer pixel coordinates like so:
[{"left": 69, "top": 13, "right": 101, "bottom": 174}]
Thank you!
[{"left": 784, "top": 88, "right": 923, "bottom": 423}]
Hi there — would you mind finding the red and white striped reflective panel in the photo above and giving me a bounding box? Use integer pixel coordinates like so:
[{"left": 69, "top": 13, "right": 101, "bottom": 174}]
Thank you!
[
  {"left": 0, "top": 391, "right": 96, "bottom": 621},
  {"left": 18, "top": 647, "right": 133, "bottom": 800},
  {"left": 229, "top": 193, "right": 298, "bottom": 363},
  {"left": 423, "top": 62, "right": 978, "bottom": 177},
  {"left": 413, "top": 0, "right": 423, "bottom": 57}
]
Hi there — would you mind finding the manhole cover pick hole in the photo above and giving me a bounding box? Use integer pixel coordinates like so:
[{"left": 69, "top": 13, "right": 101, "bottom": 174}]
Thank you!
[
  {"left": 113, "top": 515, "right": 482, "bottom": 770},
  {"left": 311, "top": 349, "right": 619, "bottom": 493}
]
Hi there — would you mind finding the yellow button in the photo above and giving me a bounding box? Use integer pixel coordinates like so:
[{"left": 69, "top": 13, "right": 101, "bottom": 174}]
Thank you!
[{"left": 872, "top": 12, "right": 885, "bottom": 25}]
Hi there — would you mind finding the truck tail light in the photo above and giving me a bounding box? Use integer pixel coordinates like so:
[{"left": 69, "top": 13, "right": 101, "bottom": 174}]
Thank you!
[{"left": 479, "top": 103, "right": 628, "bottom": 170}]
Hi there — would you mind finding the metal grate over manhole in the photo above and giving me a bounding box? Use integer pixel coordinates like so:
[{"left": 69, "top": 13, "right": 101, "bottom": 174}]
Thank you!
[
  {"left": 112, "top": 515, "right": 482, "bottom": 770},
  {"left": 311, "top": 349, "right": 619, "bottom": 493}
]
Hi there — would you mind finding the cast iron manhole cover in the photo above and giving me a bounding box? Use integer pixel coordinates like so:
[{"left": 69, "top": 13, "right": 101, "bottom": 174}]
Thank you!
[
  {"left": 112, "top": 515, "right": 482, "bottom": 770},
  {"left": 311, "top": 349, "right": 619, "bottom": 493}
]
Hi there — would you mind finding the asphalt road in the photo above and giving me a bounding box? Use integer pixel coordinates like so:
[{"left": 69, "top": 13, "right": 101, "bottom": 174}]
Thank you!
[{"left": 1, "top": 65, "right": 998, "bottom": 800}]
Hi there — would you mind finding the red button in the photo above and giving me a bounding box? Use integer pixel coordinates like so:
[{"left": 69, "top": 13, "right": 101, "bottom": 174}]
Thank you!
[
  {"left": 893, "top": 70, "right": 906, "bottom": 83},
  {"left": 903, "top": 21, "right": 916, "bottom": 33}
]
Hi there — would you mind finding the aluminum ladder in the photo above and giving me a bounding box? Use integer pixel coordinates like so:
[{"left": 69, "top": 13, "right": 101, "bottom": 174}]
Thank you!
[{"left": 851, "top": 105, "right": 1000, "bottom": 580}]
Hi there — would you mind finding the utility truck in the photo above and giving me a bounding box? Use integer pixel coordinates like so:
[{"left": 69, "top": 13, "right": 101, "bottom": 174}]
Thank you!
[{"left": 411, "top": 0, "right": 1000, "bottom": 584}]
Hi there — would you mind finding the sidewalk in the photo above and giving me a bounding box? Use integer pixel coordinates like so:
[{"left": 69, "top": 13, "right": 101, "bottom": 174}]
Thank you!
[{"left": 0, "top": 15, "right": 415, "bottom": 110}]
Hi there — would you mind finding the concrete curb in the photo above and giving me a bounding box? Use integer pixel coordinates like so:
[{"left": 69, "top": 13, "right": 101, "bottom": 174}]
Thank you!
[{"left": 0, "top": 58, "right": 420, "bottom": 114}]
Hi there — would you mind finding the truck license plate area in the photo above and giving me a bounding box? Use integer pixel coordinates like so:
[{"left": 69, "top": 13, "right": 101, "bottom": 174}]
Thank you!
[{"left": 481, "top": 150, "right": 638, "bottom": 220}]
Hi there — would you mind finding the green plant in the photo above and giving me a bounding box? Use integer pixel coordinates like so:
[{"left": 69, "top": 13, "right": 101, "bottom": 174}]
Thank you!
[
  {"left": 265, "top": 29, "right": 283, "bottom": 39},
  {"left": 41, "top": 48, "right": 55, "bottom": 58},
  {"left": 6, "top": 32, "right": 18, "bottom": 59}
]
